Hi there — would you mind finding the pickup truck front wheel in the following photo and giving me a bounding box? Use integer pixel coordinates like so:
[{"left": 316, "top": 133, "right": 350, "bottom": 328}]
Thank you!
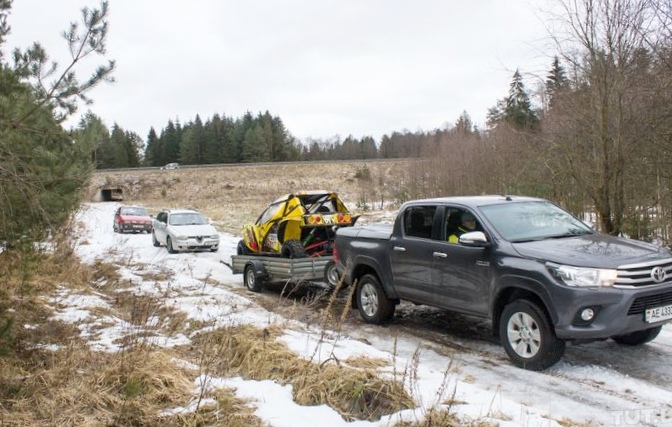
[
  {"left": 499, "top": 300, "right": 565, "bottom": 371},
  {"left": 356, "top": 274, "right": 394, "bottom": 324}
]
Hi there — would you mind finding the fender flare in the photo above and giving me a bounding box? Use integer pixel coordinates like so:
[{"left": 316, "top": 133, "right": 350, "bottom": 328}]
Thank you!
[
  {"left": 245, "top": 259, "right": 268, "bottom": 280},
  {"left": 350, "top": 254, "right": 399, "bottom": 299}
]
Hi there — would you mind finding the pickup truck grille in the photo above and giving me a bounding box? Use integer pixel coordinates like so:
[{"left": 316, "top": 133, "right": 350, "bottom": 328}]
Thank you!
[
  {"left": 628, "top": 290, "right": 672, "bottom": 315},
  {"left": 615, "top": 258, "right": 672, "bottom": 288}
]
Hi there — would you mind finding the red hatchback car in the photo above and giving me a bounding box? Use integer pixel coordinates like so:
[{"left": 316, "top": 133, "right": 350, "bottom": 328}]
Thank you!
[{"left": 113, "top": 205, "right": 153, "bottom": 234}]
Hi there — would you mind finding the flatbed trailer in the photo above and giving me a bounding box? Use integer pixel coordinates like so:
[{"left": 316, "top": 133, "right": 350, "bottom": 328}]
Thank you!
[{"left": 224, "top": 254, "right": 339, "bottom": 292}]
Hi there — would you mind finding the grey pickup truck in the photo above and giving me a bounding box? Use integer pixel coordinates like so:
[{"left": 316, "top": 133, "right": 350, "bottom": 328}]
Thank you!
[{"left": 334, "top": 195, "right": 672, "bottom": 370}]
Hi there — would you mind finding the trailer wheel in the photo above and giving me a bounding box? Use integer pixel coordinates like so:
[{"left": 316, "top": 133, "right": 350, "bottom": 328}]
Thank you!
[
  {"left": 244, "top": 264, "right": 264, "bottom": 292},
  {"left": 324, "top": 260, "right": 341, "bottom": 288},
  {"left": 281, "top": 240, "right": 307, "bottom": 258}
]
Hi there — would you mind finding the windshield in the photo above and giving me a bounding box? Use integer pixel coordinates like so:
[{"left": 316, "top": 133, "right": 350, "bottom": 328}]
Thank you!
[
  {"left": 121, "top": 207, "right": 149, "bottom": 216},
  {"left": 169, "top": 213, "right": 207, "bottom": 226},
  {"left": 479, "top": 201, "right": 593, "bottom": 242}
]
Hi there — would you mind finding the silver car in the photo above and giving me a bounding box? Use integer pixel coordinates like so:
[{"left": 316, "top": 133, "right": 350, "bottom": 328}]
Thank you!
[{"left": 152, "top": 209, "right": 219, "bottom": 253}]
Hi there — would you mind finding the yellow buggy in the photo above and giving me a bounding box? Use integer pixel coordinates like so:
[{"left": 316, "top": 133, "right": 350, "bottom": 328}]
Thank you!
[{"left": 238, "top": 190, "right": 358, "bottom": 259}]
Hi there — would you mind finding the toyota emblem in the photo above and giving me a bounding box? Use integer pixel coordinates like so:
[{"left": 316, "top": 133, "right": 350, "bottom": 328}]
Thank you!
[{"left": 651, "top": 266, "right": 667, "bottom": 283}]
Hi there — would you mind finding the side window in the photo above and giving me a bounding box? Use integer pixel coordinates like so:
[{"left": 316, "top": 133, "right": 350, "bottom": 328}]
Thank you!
[
  {"left": 156, "top": 212, "right": 167, "bottom": 224},
  {"left": 259, "top": 203, "right": 283, "bottom": 225},
  {"left": 403, "top": 206, "right": 437, "bottom": 239},
  {"left": 445, "top": 208, "right": 481, "bottom": 243}
]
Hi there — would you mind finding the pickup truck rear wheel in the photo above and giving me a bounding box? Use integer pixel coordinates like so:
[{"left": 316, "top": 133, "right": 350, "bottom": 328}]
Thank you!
[
  {"left": 356, "top": 274, "right": 394, "bottom": 324},
  {"left": 500, "top": 299, "right": 565, "bottom": 371},
  {"left": 611, "top": 325, "right": 662, "bottom": 345}
]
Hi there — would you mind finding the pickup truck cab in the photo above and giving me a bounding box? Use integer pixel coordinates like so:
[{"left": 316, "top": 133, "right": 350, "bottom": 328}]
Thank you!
[{"left": 335, "top": 195, "right": 672, "bottom": 370}]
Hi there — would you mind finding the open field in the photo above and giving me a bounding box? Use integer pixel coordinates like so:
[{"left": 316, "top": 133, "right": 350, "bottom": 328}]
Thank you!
[{"left": 89, "top": 159, "right": 413, "bottom": 234}]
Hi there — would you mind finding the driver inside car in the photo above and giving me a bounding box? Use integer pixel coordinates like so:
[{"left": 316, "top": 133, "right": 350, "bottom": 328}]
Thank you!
[{"left": 448, "top": 211, "right": 477, "bottom": 243}]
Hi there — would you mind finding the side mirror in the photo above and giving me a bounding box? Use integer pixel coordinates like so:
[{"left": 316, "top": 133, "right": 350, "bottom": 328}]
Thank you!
[{"left": 459, "top": 231, "right": 489, "bottom": 247}]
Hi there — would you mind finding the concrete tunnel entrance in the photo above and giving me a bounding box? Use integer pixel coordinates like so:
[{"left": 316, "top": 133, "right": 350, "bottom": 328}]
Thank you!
[{"left": 93, "top": 187, "right": 124, "bottom": 202}]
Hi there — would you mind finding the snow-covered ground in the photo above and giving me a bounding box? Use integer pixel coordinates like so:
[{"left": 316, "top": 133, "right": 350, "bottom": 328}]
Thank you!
[{"left": 60, "top": 202, "right": 672, "bottom": 427}]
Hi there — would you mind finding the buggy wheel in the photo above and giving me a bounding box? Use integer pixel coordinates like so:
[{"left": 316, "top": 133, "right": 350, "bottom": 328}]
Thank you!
[
  {"left": 281, "top": 239, "right": 307, "bottom": 258},
  {"left": 237, "top": 240, "right": 250, "bottom": 255}
]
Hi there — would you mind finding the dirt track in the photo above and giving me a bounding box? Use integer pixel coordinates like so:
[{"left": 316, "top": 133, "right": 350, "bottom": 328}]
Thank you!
[{"left": 89, "top": 159, "right": 412, "bottom": 234}]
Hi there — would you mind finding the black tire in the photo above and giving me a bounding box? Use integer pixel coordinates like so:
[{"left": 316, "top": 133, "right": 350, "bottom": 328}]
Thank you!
[
  {"left": 324, "top": 260, "right": 340, "bottom": 288},
  {"left": 166, "top": 236, "right": 177, "bottom": 254},
  {"left": 356, "top": 274, "right": 395, "bottom": 324},
  {"left": 499, "top": 299, "right": 565, "bottom": 371},
  {"left": 113, "top": 224, "right": 119, "bottom": 233},
  {"left": 281, "top": 239, "right": 307, "bottom": 258},
  {"left": 152, "top": 231, "right": 160, "bottom": 247},
  {"left": 611, "top": 325, "right": 663, "bottom": 346},
  {"left": 237, "top": 240, "right": 250, "bottom": 255},
  {"left": 244, "top": 264, "right": 263, "bottom": 292}
]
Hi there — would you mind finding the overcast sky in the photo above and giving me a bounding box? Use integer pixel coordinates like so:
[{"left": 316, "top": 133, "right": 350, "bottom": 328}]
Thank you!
[{"left": 6, "top": 1, "right": 554, "bottom": 142}]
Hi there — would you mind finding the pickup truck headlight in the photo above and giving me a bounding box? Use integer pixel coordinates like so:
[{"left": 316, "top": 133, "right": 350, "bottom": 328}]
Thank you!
[{"left": 548, "top": 264, "right": 617, "bottom": 287}]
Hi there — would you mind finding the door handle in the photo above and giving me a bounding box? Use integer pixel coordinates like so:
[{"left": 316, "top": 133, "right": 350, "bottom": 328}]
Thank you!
[
  {"left": 433, "top": 252, "right": 448, "bottom": 258},
  {"left": 393, "top": 246, "right": 406, "bottom": 252}
]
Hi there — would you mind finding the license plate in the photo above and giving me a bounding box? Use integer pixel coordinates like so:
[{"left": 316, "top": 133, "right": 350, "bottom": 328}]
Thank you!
[{"left": 645, "top": 304, "right": 672, "bottom": 323}]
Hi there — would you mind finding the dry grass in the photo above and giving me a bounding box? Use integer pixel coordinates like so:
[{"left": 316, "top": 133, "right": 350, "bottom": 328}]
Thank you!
[{"left": 187, "top": 324, "right": 415, "bottom": 422}]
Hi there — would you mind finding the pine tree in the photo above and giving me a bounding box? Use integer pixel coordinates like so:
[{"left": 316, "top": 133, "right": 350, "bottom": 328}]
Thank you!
[
  {"left": 144, "top": 127, "right": 159, "bottom": 166},
  {"left": 75, "top": 111, "right": 109, "bottom": 169},
  {"left": 454, "top": 111, "right": 474, "bottom": 134},
  {"left": 545, "top": 56, "right": 569, "bottom": 109},
  {"left": 488, "top": 70, "right": 539, "bottom": 130},
  {"left": 161, "top": 120, "right": 181, "bottom": 164},
  {"left": 179, "top": 115, "right": 204, "bottom": 165},
  {"left": 241, "top": 124, "right": 267, "bottom": 162},
  {"left": 0, "top": 2, "right": 114, "bottom": 245}
]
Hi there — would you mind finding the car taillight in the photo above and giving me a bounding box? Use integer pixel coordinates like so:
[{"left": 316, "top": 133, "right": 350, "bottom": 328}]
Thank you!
[{"left": 332, "top": 244, "right": 339, "bottom": 262}]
